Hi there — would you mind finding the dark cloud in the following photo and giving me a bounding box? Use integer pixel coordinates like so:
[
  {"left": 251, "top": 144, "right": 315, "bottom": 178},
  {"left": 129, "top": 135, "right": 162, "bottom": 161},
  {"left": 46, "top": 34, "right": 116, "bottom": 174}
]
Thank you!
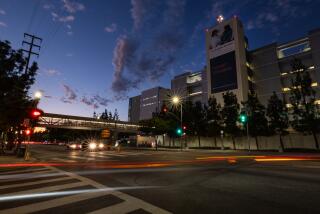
[
  {"left": 93, "top": 95, "right": 111, "bottom": 107},
  {"left": 62, "top": 84, "right": 77, "bottom": 103},
  {"left": 80, "top": 94, "right": 112, "bottom": 109},
  {"left": 111, "top": 0, "right": 186, "bottom": 96},
  {"left": 131, "top": 0, "right": 158, "bottom": 30},
  {"left": 81, "top": 96, "right": 95, "bottom": 106},
  {"left": 111, "top": 35, "right": 139, "bottom": 93}
]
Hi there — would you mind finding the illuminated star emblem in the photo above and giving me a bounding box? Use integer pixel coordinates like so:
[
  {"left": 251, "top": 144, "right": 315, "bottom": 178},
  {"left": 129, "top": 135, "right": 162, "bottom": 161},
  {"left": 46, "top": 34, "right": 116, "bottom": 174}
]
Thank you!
[{"left": 217, "top": 15, "right": 224, "bottom": 23}]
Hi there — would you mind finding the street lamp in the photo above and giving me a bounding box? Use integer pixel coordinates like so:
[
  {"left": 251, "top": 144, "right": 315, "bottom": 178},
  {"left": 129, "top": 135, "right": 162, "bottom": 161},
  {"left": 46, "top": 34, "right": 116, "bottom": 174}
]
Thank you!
[
  {"left": 171, "top": 96, "right": 183, "bottom": 151},
  {"left": 34, "top": 91, "right": 42, "bottom": 100}
]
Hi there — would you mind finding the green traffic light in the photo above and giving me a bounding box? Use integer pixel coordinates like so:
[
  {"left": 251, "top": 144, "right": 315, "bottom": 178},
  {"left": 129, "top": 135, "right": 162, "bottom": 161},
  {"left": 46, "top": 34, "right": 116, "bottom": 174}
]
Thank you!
[
  {"left": 176, "top": 128, "right": 183, "bottom": 135},
  {"left": 240, "top": 114, "right": 247, "bottom": 123}
]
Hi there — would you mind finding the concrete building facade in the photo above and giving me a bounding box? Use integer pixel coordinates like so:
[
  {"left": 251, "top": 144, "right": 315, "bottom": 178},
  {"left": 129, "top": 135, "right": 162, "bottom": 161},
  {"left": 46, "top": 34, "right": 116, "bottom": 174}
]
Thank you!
[
  {"left": 251, "top": 29, "right": 320, "bottom": 106},
  {"left": 128, "top": 87, "right": 170, "bottom": 122},
  {"left": 205, "top": 17, "right": 249, "bottom": 105},
  {"left": 171, "top": 68, "right": 208, "bottom": 104},
  {"left": 128, "top": 17, "right": 320, "bottom": 122},
  {"left": 128, "top": 95, "right": 141, "bottom": 123}
]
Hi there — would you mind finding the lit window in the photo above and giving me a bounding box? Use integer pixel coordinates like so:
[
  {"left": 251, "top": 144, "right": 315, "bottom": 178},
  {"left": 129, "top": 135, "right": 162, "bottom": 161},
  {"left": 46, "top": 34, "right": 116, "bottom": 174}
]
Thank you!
[
  {"left": 315, "top": 100, "right": 320, "bottom": 105},
  {"left": 286, "top": 103, "right": 293, "bottom": 108},
  {"left": 282, "top": 88, "right": 290, "bottom": 92},
  {"left": 308, "top": 66, "right": 315, "bottom": 70},
  {"left": 311, "top": 82, "right": 318, "bottom": 87}
]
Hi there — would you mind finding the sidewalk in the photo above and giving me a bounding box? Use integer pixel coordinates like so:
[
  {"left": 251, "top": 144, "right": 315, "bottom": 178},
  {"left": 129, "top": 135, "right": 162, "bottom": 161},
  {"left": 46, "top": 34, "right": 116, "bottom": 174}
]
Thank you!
[{"left": 0, "top": 150, "right": 34, "bottom": 164}]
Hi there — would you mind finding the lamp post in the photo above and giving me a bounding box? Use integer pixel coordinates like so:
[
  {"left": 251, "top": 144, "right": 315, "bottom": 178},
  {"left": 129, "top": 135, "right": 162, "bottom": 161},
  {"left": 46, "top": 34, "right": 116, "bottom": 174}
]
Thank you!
[
  {"left": 34, "top": 91, "right": 42, "bottom": 100},
  {"left": 34, "top": 91, "right": 42, "bottom": 107},
  {"left": 172, "top": 96, "right": 183, "bottom": 151}
]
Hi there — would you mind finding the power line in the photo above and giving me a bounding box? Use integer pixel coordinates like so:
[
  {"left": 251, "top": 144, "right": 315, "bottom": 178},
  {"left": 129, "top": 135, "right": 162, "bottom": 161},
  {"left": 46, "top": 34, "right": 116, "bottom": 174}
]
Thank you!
[
  {"left": 26, "top": 0, "right": 42, "bottom": 33},
  {"left": 22, "top": 33, "right": 43, "bottom": 74}
]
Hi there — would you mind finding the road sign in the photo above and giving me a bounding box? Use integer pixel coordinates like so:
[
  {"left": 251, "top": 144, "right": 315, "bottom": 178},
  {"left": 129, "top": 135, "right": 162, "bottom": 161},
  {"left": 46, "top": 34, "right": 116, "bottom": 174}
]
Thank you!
[{"left": 101, "top": 129, "right": 110, "bottom": 138}]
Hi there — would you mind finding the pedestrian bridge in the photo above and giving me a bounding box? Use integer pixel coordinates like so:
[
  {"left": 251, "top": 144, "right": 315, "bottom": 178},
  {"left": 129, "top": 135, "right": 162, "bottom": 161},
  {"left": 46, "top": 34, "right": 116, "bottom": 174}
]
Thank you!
[{"left": 37, "top": 113, "right": 139, "bottom": 133}]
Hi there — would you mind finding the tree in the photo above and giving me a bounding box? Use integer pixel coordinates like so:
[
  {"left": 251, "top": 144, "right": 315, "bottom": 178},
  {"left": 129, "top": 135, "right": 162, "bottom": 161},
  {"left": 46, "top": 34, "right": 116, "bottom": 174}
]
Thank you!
[
  {"left": 100, "top": 109, "right": 109, "bottom": 120},
  {"left": 289, "top": 58, "right": 319, "bottom": 149},
  {"left": 191, "top": 101, "right": 207, "bottom": 147},
  {"left": 267, "top": 92, "right": 289, "bottom": 151},
  {"left": 221, "top": 91, "right": 239, "bottom": 149},
  {"left": 242, "top": 92, "right": 268, "bottom": 150},
  {"left": 108, "top": 112, "right": 113, "bottom": 121},
  {"left": 0, "top": 40, "right": 38, "bottom": 152},
  {"left": 113, "top": 109, "right": 120, "bottom": 121},
  {"left": 205, "top": 96, "right": 222, "bottom": 147}
]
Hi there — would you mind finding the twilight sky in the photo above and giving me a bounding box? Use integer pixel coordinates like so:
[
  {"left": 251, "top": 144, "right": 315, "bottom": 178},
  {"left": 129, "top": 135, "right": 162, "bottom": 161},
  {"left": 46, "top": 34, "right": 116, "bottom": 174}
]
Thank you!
[{"left": 0, "top": 0, "right": 319, "bottom": 120}]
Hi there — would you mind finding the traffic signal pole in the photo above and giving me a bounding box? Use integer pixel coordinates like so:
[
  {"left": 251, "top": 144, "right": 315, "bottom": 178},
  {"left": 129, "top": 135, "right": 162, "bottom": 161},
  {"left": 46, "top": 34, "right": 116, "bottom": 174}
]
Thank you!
[
  {"left": 247, "top": 121, "right": 250, "bottom": 151},
  {"left": 180, "top": 103, "right": 183, "bottom": 151}
]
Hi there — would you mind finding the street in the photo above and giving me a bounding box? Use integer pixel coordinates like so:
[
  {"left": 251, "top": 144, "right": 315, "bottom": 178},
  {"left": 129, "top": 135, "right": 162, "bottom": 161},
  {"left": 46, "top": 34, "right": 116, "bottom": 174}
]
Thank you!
[{"left": 1, "top": 145, "right": 320, "bottom": 214}]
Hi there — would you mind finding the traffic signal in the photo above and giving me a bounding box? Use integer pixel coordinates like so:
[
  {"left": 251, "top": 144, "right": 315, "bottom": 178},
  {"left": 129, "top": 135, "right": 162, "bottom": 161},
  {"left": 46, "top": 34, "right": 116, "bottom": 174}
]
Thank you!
[
  {"left": 29, "top": 108, "right": 43, "bottom": 120},
  {"left": 176, "top": 127, "right": 183, "bottom": 136},
  {"left": 25, "top": 129, "right": 32, "bottom": 136},
  {"left": 239, "top": 113, "right": 247, "bottom": 123},
  {"left": 183, "top": 125, "right": 187, "bottom": 130},
  {"left": 161, "top": 105, "right": 168, "bottom": 113}
]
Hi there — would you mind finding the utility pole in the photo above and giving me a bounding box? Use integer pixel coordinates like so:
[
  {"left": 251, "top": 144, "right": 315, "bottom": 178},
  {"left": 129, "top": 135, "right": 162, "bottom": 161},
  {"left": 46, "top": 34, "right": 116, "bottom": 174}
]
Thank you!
[{"left": 22, "top": 33, "right": 42, "bottom": 74}]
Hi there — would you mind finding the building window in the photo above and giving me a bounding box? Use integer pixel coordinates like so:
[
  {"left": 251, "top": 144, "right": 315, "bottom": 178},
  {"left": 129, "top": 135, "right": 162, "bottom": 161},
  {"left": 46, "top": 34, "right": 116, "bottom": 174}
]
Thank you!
[
  {"left": 187, "top": 74, "right": 202, "bottom": 84},
  {"left": 277, "top": 40, "right": 311, "bottom": 59}
]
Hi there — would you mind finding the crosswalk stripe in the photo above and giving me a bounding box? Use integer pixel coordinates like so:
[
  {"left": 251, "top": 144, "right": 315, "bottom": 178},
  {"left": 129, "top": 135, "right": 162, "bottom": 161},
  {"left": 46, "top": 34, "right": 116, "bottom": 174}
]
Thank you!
[
  {"left": 2, "top": 182, "right": 86, "bottom": 197},
  {"left": 0, "top": 168, "right": 48, "bottom": 175},
  {"left": 88, "top": 201, "right": 140, "bottom": 214},
  {"left": 0, "top": 176, "right": 73, "bottom": 190},
  {"left": 45, "top": 166, "right": 171, "bottom": 214},
  {"left": 0, "top": 191, "right": 111, "bottom": 214},
  {"left": 0, "top": 169, "right": 55, "bottom": 180}
]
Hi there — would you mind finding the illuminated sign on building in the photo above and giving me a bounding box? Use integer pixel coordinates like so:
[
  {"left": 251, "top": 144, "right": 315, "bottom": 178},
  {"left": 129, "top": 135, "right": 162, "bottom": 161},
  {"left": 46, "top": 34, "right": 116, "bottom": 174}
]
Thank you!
[{"left": 210, "top": 51, "right": 237, "bottom": 93}]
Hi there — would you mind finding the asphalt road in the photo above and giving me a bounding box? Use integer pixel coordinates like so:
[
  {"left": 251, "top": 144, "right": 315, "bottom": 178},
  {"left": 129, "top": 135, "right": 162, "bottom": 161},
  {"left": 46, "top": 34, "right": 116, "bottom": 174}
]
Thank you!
[{"left": 1, "top": 144, "right": 320, "bottom": 214}]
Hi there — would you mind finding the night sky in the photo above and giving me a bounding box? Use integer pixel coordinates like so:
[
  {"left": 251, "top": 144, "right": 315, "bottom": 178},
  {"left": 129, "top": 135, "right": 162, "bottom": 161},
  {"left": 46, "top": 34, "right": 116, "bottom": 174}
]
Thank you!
[{"left": 0, "top": 0, "right": 319, "bottom": 120}]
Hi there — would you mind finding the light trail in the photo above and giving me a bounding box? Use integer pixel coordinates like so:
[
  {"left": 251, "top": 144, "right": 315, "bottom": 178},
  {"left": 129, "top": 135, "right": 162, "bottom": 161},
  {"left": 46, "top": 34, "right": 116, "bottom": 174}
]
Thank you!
[
  {"left": 0, "top": 186, "right": 159, "bottom": 202},
  {"left": 255, "top": 158, "right": 320, "bottom": 162},
  {"left": 196, "top": 155, "right": 267, "bottom": 160}
]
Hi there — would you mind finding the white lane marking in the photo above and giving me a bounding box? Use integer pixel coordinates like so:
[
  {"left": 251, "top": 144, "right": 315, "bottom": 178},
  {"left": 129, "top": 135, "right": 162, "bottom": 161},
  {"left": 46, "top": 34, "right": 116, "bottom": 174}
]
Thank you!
[
  {"left": 0, "top": 169, "right": 55, "bottom": 180},
  {"left": 0, "top": 176, "right": 73, "bottom": 190},
  {"left": 1, "top": 182, "right": 86, "bottom": 197},
  {"left": 88, "top": 201, "right": 140, "bottom": 214},
  {"left": 51, "top": 158, "right": 77, "bottom": 163},
  {"left": 84, "top": 154, "right": 111, "bottom": 159},
  {"left": 98, "top": 153, "right": 126, "bottom": 157},
  {"left": 0, "top": 190, "right": 111, "bottom": 214},
  {"left": 0, "top": 168, "right": 48, "bottom": 175},
  {"left": 45, "top": 166, "right": 172, "bottom": 214},
  {"left": 69, "top": 156, "right": 96, "bottom": 161}
]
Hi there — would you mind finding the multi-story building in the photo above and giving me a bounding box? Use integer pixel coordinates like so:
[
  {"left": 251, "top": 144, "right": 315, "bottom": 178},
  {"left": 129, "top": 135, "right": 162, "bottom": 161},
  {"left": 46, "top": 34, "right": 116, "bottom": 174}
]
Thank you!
[
  {"left": 129, "top": 17, "right": 320, "bottom": 122},
  {"left": 128, "top": 95, "right": 141, "bottom": 123},
  {"left": 171, "top": 68, "right": 208, "bottom": 104},
  {"left": 205, "top": 16, "right": 320, "bottom": 107},
  {"left": 250, "top": 29, "right": 320, "bottom": 106},
  {"left": 205, "top": 16, "right": 249, "bottom": 105},
  {"left": 140, "top": 87, "right": 170, "bottom": 120},
  {"left": 128, "top": 87, "right": 170, "bottom": 122}
]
